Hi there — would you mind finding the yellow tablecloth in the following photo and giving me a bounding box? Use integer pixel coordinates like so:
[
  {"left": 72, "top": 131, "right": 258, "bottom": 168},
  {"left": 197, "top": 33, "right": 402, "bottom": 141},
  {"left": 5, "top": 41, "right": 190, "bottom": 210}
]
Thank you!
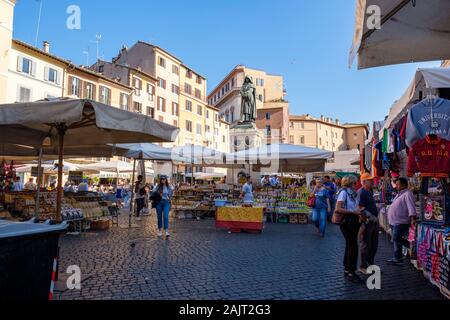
[{"left": 216, "top": 206, "right": 264, "bottom": 223}]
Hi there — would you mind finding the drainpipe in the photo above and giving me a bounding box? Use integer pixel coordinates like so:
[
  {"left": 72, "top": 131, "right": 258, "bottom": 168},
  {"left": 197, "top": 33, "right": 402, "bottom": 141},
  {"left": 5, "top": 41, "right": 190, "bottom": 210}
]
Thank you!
[{"left": 62, "top": 62, "right": 76, "bottom": 98}]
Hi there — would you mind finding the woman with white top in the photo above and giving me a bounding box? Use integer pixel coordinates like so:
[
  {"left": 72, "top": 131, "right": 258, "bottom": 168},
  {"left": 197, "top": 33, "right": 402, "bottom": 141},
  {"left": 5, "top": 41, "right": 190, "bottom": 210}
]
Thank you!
[
  {"left": 151, "top": 176, "right": 173, "bottom": 238},
  {"left": 334, "top": 175, "right": 364, "bottom": 283}
]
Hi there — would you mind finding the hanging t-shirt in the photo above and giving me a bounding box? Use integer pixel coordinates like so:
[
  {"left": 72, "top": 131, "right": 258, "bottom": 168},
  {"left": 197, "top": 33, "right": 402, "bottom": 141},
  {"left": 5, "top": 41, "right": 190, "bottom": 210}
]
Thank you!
[
  {"left": 407, "top": 135, "right": 450, "bottom": 178},
  {"left": 405, "top": 97, "right": 450, "bottom": 148}
]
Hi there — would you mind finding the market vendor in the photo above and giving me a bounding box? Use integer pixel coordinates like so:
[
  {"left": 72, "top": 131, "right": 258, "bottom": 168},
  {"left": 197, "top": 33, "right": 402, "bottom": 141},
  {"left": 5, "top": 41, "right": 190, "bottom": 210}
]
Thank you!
[
  {"left": 260, "top": 175, "right": 270, "bottom": 187},
  {"left": 78, "top": 179, "right": 89, "bottom": 192},
  {"left": 240, "top": 175, "right": 254, "bottom": 204},
  {"left": 24, "top": 177, "right": 37, "bottom": 191}
]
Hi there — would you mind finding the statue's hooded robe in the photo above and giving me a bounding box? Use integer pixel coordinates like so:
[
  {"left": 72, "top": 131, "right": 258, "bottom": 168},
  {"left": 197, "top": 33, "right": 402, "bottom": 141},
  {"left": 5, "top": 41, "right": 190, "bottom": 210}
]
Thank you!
[{"left": 240, "top": 76, "right": 256, "bottom": 122}]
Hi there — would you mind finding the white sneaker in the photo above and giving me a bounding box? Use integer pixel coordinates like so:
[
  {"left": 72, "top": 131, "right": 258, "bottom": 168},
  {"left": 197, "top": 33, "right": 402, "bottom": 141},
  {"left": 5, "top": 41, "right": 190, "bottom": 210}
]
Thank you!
[
  {"left": 165, "top": 230, "right": 170, "bottom": 238},
  {"left": 157, "top": 230, "right": 162, "bottom": 237}
]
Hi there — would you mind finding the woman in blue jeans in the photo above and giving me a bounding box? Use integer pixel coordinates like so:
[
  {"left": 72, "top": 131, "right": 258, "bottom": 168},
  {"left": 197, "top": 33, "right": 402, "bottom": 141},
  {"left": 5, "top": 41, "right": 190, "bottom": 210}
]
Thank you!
[
  {"left": 152, "top": 176, "right": 173, "bottom": 238},
  {"left": 310, "top": 178, "right": 331, "bottom": 238}
]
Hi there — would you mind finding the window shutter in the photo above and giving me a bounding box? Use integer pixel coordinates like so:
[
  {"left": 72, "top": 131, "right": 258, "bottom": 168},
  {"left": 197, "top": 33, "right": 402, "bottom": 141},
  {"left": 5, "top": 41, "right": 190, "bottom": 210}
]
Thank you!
[
  {"left": 31, "top": 61, "right": 36, "bottom": 77},
  {"left": 17, "top": 56, "right": 23, "bottom": 72},
  {"left": 92, "top": 84, "right": 97, "bottom": 101},
  {"left": 44, "top": 66, "right": 49, "bottom": 81},
  {"left": 68, "top": 76, "right": 73, "bottom": 95},
  {"left": 56, "top": 71, "right": 61, "bottom": 85},
  {"left": 78, "top": 80, "right": 83, "bottom": 98}
]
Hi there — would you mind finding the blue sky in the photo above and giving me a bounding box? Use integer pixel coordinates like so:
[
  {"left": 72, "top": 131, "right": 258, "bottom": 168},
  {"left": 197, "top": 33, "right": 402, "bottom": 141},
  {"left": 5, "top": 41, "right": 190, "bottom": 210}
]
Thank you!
[{"left": 13, "top": 0, "right": 440, "bottom": 124}]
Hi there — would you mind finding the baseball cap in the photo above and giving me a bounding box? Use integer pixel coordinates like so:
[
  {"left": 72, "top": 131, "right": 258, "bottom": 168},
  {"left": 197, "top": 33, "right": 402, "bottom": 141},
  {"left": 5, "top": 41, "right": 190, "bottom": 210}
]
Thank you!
[{"left": 360, "top": 173, "right": 374, "bottom": 182}]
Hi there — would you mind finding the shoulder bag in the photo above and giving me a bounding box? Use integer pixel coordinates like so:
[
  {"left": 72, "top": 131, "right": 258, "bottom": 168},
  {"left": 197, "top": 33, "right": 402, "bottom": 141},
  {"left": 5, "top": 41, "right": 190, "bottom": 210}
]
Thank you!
[{"left": 332, "top": 189, "right": 348, "bottom": 225}]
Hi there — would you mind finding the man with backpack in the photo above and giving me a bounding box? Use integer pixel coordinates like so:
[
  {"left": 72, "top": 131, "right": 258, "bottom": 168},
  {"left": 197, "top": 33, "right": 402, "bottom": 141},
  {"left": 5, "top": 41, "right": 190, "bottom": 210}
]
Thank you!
[{"left": 134, "top": 175, "right": 146, "bottom": 221}]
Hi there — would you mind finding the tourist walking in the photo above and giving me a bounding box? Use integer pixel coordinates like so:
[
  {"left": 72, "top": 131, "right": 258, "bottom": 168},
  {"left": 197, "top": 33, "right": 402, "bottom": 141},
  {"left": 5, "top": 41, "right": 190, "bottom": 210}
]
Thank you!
[
  {"left": 335, "top": 175, "right": 364, "bottom": 283},
  {"left": 357, "top": 173, "right": 379, "bottom": 275},
  {"left": 387, "top": 177, "right": 417, "bottom": 264},
  {"left": 323, "top": 175, "right": 337, "bottom": 222},
  {"left": 151, "top": 175, "right": 173, "bottom": 238},
  {"left": 134, "top": 175, "right": 146, "bottom": 221},
  {"left": 310, "top": 178, "right": 331, "bottom": 237}
]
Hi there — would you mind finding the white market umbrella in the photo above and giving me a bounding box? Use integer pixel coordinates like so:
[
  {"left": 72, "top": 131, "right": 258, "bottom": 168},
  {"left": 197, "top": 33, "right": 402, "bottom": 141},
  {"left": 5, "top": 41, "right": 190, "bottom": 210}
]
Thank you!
[
  {"left": 350, "top": 0, "right": 450, "bottom": 69},
  {"left": 0, "top": 98, "right": 179, "bottom": 221}
]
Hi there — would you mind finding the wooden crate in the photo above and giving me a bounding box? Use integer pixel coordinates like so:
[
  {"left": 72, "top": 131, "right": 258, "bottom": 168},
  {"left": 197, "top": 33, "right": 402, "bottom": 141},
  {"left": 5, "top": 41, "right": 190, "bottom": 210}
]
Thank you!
[{"left": 90, "top": 219, "right": 110, "bottom": 230}]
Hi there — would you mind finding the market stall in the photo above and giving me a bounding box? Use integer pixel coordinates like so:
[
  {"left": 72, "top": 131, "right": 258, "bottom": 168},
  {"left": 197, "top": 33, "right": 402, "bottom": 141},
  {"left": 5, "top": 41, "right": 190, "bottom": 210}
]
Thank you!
[
  {"left": 0, "top": 98, "right": 180, "bottom": 222},
  {"left": 216, "top": 206, "right": 264, "bottom": 233},
  {"left": 364, "top": 67, "right": 450, "bottom": 298}
]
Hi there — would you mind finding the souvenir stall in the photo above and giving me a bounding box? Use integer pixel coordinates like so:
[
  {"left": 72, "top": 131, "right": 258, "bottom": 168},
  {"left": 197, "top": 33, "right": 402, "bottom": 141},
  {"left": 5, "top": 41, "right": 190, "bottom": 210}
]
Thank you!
[
  {"left": 215, "top": 144, "right": 333, "bottom": 233},
  {"left": 364, "top": 68, "right": 450, "bottom": 298}
]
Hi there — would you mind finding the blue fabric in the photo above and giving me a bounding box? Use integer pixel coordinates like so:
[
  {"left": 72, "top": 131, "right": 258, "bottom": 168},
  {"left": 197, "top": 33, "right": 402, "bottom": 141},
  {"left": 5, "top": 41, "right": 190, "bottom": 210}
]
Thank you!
[
  {"left": 314, "top": 189, "right": 330, "bottom": 209},
  {"left": 312, "top": 207, "right": 327, "bottom": 235},
  {"left": 156, "top": 199, "right": 170, "bottom": 230},
  {"left": 324, "top": 181, "right": 336, "bottom": 198},
  {"left": 357, "top": 188, "right": 379, "bottom": 217}
]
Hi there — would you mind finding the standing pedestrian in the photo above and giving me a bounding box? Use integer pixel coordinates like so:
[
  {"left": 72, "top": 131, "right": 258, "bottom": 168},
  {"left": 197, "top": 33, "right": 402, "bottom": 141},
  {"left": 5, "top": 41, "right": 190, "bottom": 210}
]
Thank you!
[
  {"left": 151, "top": 175, "right": 173, "bottom": 238},
  {"left": 13, "top": 177, "right": 24, "bottom": 192},
  {"left": 323, "top": 175, "right": 337, "bottom": 222},
  {"left": 310, "top": 178, "right": 331, "bottom": 238},
  {"left": 134, "top": 175, "right": 146, "bottom": 221},
  {"left": 387, "top": 177, "right": 417, "bottom": 264},
  {"left": 240, "top": 175, "right": 254, "bottom": 204},
  {"left": 357, "top": 173, "right": 379, "bottom": 275},
  {"left": 335, "top": 175, "right": 365, "bottom": 283}
]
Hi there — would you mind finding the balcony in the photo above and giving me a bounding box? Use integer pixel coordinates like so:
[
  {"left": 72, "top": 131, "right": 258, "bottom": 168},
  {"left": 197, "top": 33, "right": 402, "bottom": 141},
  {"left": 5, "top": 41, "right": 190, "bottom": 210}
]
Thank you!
[{"left": 180, "top": 87, "right": 207, "bottom": 103}]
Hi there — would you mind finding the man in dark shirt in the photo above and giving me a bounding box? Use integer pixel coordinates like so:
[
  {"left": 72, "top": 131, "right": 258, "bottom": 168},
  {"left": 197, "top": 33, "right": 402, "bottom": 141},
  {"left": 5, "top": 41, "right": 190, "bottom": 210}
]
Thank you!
[
  {"left": 323, "top": 176, "right": 337, "bottom": 222},
  {"left": 357, "top": 173, "right": 379, "bottom": 275}
]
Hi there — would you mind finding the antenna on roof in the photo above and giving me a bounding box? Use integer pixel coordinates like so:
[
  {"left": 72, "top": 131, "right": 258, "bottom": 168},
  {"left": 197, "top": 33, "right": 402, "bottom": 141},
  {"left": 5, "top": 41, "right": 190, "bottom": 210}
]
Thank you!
[{"left": 34, "top": 0, "right": 43, "bottom": 47}]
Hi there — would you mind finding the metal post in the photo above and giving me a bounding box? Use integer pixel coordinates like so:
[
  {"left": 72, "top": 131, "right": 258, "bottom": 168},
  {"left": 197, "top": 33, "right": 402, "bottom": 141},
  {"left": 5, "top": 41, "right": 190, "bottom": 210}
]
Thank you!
[
  {"left": 34, "top": 147, "right": 43, "bottom": 219},
  {"left": 129, "top": 159, "right": 136, "bottom": 227},
  {"left": 56, "top": 129, "right": 65, "bottom": 222}
]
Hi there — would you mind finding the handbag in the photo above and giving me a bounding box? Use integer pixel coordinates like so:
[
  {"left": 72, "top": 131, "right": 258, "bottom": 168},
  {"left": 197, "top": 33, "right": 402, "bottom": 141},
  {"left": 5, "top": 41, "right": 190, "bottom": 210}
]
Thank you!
[
  {"left": 332, "top": 189, "right": 348, "bottom": 225},
  {"left": 149, "top": 188, "right": 162, "bottom": 203},
  {"left": 306, "top": 195, "right": 316, "bottom": 208}
]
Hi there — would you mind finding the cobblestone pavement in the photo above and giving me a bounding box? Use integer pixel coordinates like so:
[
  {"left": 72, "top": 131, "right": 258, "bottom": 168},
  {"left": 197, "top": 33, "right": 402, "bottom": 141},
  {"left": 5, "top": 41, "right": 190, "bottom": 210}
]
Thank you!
[{"left": 56, "top": 213, "right": 444, "bottom": 300}]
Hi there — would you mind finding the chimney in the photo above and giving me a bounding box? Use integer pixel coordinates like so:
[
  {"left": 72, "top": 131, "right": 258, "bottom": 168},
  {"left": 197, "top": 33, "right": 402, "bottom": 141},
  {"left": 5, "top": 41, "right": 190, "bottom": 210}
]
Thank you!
[
  {"left": 320, "top": 115, "right": 324, "bottom": 121},
  {"left": 43, "top": 41, "right": 50, "bottom": 53},
  {"left": 336, "top": 119, "right": 340, "bottom": 125}
]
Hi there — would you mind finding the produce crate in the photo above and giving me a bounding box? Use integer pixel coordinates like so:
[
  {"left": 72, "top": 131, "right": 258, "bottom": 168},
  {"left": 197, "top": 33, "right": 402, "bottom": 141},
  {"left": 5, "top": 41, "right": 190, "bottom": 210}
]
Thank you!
[{"left": 90, "top": 219, "right": 110, "bottom": 231}]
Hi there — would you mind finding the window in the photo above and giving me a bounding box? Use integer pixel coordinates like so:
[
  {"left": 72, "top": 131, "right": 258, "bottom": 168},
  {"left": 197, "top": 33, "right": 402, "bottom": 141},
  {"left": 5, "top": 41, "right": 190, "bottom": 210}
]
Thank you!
[
  {"left": 133, "top": 101, "right": 142, "bottom": 113},
  {"left": 230, "top": 110, "right": 234, "bottom": 122},
  {"left": 353, "top": 133, "right": 358, "bottom": 140},
  {"left": 265, "top": 125, "right": 271, "bottom": 136},
  {"left": 158, "top": 57, "right": 166, "bottom": 68},
  {"left": 205, "top": 125, "right": 211, "bottom": 133},
  {"left": 214, "top": 128, "right": 219, "bottom": 136},
  {"left": 70, "top": 77, "right": 82, "bottom": 97},
  {"left": 172, "top": 65, "right": 179, "bottom": 75},
  {"left": 186, "top": 100, "right": 192, "bottom": 112},
  {"left": 301, "top": 122, "right": 305, "bottom": 129},
  {"left": 17, "top": 56, "right": 35, "bottom": 76},
  {"left": 120, "top": 93, "right": 129, "bottom": 110},
  {"left": 158, "top": 78, "right": 166, "bottom": 89},
  {"left": 84, "top": 82, "right": 95, "bottom": 100},
  {"left": 133, "top": 77, "right": 142, "bottom": 90},
  {"left": 196, "top": 123, "right": 202, "bottom": 135},
  {"left": 300, "top": 136, "right": 305, "bottom": 144},
  {"left": 197, "top": 105, "right": 202, "bottom": 116},
  {"left": 157, "top": 97, "right": 166, "bottom": 112},
  {"left": 231, "top": 78, "right": 235, "bottom": 87},
  {"left": 172, "top": 102, "right": 179, "bottom": 116},
  {"left": 184, "top": 83, "right": 192, "bottom": 95},
  {"left": 222, "top": 135, "right": 226, "bottom": 143},
  {"left": 186, "top": 120, "right": 193, "bottom": 132},
  {"left": 172, "top": 84, "right": 179, "bottom": 95},
  {"left": 195, "top": 88, "right": 202, "bottom": 99},
  {"left": 196, "top": 76, "right": 202, "bottom": 85},
  {"left": 146, "top": 106, "right": 155, "bottom": 118},
  {"left": 221, "top": 87, "right": 225, "bottom": 95},
  {"left": 206, "top": 110, "right": 210, "bottom": 119},
  {"left": 147, "top": 84, "right": 155, "bottom": 95},
  {"left": 18, "top": 86, "right": 31, "bottom": 102},
  {"left": 99, "top": 86, "right": 111, "bottom": 104},
  {"left": 186, "top": 70, "right": 192, "bottom": 79},
  {"left": 215, "top": 114, "right": 218, "bottom": 122},
  {"left": 266, "top": 112, "right": 271, "bottom": 120},
  {"left": 45, "top": 67, "right": 59, "bottom": 84},
  {"left": 258, "top": 94, "right": 264, "bottom": 102},
  {"left": 290, "top": 136, "right": 294, "bottom": 144},
  {"left": 225, "top": 110, "right": 229, "bottom": 122}
]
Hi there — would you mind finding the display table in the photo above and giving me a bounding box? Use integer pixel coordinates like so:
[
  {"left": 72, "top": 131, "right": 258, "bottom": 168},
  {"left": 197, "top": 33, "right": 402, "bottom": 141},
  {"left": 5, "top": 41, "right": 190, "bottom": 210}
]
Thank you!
[{"left": 215, "top": 206, "right": 264, "bottom": 233}]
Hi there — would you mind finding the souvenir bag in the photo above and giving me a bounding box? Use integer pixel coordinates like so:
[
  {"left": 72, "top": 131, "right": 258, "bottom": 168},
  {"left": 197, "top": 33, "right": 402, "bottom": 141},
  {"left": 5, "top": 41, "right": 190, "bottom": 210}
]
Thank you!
[
  {"left": 417, "top": 226, "right": 431, "bottom": 269},
  {"left": 431, "top": 232, "right": 444, "bottom": 286},
  {"left": 306, "top": 194, "right": 316, "bottom": 208}
]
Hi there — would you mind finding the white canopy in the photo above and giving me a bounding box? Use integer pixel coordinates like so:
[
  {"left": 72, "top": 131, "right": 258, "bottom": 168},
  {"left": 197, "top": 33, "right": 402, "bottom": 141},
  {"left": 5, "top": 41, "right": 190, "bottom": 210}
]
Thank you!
[
  {"left": 383, "top": 68, "right": 450, "bottom": 130},
  {"left": 230, "top": 144, "right": 333, "bottom": 173},
  {"left": 15, "top": 161, "right": 84, "bottom": 174},
  {"left": 350, "top": 0, "right": 450, "bottom": 69},
  {"left": 116, "top": 143, "right": 183, "bottom": 162},
  {"left": 78, "top": 160, "right": 134, "bottom": 173},
  {"left": 172, "top": 145, "right": 232, "bottom": 167}
]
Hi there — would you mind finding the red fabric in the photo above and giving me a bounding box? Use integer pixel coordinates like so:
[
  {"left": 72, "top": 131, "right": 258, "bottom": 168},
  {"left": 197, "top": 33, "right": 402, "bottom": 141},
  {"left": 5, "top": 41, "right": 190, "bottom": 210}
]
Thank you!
[
  {"left": 216, "top": 221, "right": 263, "bottom": 231},
  {"left": 407, "top": 136, "right": 450, "bottom": 178},
  {"left": 400, "top": 115, "right": 408, "bottom": 140}
]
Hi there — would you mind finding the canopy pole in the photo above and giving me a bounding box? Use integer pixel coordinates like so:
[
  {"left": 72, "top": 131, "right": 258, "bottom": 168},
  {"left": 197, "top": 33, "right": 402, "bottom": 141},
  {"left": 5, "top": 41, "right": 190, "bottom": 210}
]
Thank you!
[
  {"left": 34, "top": 147, "right": 43, "bottom": 219},
  {"left": 191, "top": 160, "right": 194, "bottom": 186},
  {"left": 56, "top": 127, "right": 66, "bottom": 222},
  {"left": 129, "top": 158, "right": 136, "bottom": 227}
]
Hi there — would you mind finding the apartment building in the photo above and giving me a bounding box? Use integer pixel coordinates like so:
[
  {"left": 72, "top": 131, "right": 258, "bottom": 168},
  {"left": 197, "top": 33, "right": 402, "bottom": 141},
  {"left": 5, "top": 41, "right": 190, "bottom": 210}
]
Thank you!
[
  {"left": 111, "top": 42, "right": 182, "bottom": 134},
  {"left": 289, "top": 114, "right": 368, "bottom": 152},
  {"left": 91, "top": 60, "right": 156, "bottom": 115},
  {"left": 0, "top": 0, "right": 16, "bottom": 103},
  {"left": 208, "top": 65, "right": 289, "bottom": 143}
]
